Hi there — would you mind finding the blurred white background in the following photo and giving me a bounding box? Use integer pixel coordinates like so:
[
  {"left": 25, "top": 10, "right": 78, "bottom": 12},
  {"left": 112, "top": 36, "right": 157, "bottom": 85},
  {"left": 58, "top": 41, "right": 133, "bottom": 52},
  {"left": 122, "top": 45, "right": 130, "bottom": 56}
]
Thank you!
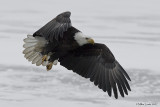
[{"left": 0, "top": 0, "right": 160, "bottom": 107}]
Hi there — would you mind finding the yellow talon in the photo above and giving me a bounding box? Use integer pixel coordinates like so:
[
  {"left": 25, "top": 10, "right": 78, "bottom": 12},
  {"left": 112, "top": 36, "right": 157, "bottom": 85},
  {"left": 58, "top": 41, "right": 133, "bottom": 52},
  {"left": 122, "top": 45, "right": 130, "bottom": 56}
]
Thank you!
[
  {"left": 46, "top": 62, "right": 53, "bottom": 71},
  {"left": 42, "top": 55, "right": 48, "bottom": 63}
]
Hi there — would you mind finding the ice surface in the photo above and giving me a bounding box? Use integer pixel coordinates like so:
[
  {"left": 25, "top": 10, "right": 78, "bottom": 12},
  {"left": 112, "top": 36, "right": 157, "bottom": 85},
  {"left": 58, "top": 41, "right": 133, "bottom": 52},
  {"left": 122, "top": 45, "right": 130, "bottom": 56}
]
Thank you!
[{"left": 0, "top": 0, "right": 160, "bottom": 106}]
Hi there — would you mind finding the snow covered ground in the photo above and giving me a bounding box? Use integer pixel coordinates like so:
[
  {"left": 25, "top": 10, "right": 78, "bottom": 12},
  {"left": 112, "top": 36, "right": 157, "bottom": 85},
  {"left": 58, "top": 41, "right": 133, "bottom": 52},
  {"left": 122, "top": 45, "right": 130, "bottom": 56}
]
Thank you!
[{"left": 0, "top": 0, "right": 160, "bottom": 106}]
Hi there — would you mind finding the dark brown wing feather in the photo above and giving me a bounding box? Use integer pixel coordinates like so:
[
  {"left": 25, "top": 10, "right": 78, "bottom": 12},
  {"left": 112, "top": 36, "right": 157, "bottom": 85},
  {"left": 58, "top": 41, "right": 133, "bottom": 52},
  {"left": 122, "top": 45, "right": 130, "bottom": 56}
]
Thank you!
[
  {"left": 59, "top": 43, "right": 131, "bottom": 99},
  {"left": 33, "top": 11, "right": 72, "bottom": 42}
]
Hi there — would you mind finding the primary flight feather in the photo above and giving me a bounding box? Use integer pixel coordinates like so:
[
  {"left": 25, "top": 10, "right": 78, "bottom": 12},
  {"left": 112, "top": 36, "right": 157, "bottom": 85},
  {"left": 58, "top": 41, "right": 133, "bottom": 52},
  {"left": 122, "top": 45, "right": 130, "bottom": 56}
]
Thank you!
[{"left": 23, "top": 11, "right": 131, "bottom": 99}]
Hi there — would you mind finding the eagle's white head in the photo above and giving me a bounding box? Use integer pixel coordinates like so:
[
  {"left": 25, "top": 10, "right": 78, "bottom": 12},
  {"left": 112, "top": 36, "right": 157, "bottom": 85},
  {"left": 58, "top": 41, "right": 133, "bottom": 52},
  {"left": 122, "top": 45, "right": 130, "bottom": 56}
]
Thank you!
[{"left": 74, "top": 32, "right": 94, "bottom": 46}]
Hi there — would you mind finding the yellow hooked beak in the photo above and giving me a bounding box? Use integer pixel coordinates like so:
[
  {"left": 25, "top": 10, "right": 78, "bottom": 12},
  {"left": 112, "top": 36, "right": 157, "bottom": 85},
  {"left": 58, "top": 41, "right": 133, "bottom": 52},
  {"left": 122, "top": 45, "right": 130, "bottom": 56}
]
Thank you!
[{"left": 87, "top": 38, "right": 94, "bottom": 44}]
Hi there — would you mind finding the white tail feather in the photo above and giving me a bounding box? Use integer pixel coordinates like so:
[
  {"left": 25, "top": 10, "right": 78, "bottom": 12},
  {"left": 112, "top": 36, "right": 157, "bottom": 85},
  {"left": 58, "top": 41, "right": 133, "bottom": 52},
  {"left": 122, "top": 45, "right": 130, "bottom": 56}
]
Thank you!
[
  {"left": 24, "top": 38, "right": 38, "bottom": 43},
  {"left": 36, "top": 59, "right": 42, "bottom": 66},
  {"left": 27, "top": 35, "right": 35, "bottom": 38},
  {"left": 23, "top": 35, "right": 53, "bottom": 67},
  {"left": 28, "top": 53, "right": 39, "bottom": 62},
  {"left": 23, "top": 42, "right": 37, "bottom": 48},
  {"left": 32, "top": 55, "right": 42, "bottom": 64},
  {"left": 23, "top": 47, "right": 35, "bottom": 54},
  {"left": 24, "top": 51, "right": 35, "bottom": 58}
]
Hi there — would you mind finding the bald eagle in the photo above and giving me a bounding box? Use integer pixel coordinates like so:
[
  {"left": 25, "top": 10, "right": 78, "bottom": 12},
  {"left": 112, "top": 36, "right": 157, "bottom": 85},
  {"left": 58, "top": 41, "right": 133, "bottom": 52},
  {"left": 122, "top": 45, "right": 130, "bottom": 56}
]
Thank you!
[{"left": 23, "top": 11, "right": 131, "bottom": 99}]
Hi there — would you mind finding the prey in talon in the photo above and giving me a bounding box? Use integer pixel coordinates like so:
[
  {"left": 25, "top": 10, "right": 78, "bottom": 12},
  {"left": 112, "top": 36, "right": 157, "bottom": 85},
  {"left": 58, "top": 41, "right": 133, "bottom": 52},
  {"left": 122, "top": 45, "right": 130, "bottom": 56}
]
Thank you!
[{"left": 23, "top": 11, "right": 131, "bottom": 99}]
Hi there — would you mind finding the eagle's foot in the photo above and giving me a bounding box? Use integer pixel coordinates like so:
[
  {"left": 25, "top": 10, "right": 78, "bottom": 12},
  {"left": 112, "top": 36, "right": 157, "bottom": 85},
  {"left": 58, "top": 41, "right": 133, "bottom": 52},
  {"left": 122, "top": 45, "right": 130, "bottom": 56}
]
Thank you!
[{"left": 46, "top": 62, "right": 53, "bottom": 71}]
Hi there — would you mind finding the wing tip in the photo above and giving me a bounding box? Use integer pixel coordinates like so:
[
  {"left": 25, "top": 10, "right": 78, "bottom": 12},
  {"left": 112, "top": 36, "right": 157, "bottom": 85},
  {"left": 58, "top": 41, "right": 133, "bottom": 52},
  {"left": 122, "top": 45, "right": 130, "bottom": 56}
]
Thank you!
[
  {"left": 128, "top": 87, "right": 131, "bottom": 91},
  {"left": 115, "top": 96, "right": 118, "bottom": 99},
  {"left": 58, "top": 11, "right": 71, "bottom": 18},
  {"left": 128, "top": 77, "right": 131, "bottom": 81}
]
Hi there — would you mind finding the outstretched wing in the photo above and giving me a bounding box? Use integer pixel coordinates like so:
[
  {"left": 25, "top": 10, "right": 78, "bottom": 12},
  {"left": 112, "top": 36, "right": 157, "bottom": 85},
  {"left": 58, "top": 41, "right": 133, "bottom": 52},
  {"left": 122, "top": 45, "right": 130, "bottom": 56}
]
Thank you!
[
  {"left": 59, "top": 43, "right": 131, "bottom": 99},
  {"left": 33, "top": 11, "right": 72, "bottom": 42}
]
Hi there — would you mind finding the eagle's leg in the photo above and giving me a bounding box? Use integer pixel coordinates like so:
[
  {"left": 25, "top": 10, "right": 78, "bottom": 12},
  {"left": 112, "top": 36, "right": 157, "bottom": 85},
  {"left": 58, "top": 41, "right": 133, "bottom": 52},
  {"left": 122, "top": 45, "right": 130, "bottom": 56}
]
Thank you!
[
  {"left": 42, "top": 52, "right": 53, "bottom": 63},
  {"left": 45, "top": 52, "right": 61, "bottom": 71},
  {"left": 53, "top": 60, "right": 58, "bottom": 65},
  {"left": 42, "top": 55, "right": 48, "bottom": 63}
]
